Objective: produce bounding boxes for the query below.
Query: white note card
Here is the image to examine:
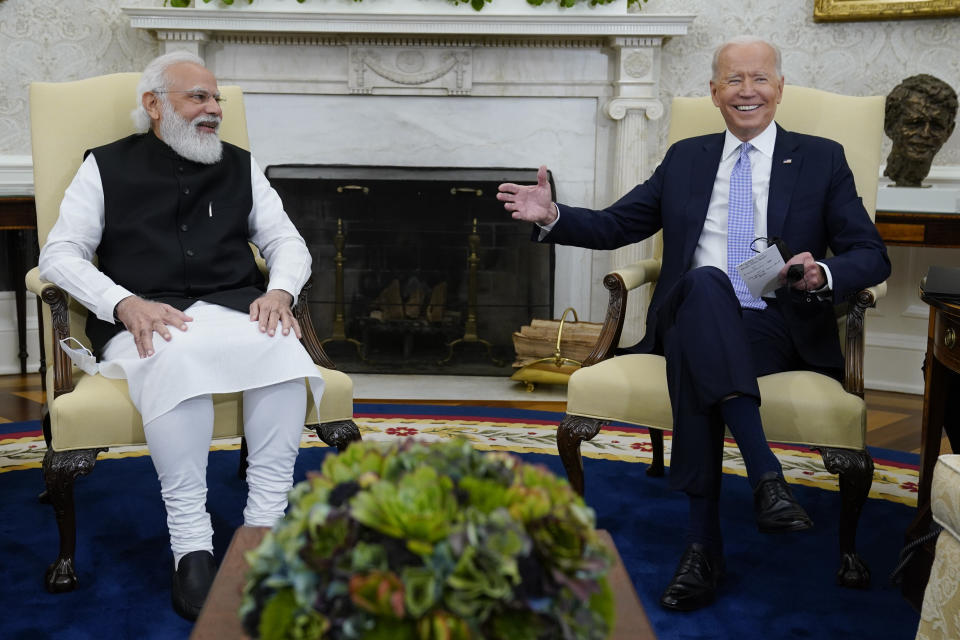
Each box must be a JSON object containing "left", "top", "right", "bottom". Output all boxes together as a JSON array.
[{"left": 736, "top": 244, "right": 785, "bottom": 298}]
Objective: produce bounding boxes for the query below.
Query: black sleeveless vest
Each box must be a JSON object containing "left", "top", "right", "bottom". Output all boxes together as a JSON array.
[{"left": 85, "top": 131, "right": 265, "bottom": 355}]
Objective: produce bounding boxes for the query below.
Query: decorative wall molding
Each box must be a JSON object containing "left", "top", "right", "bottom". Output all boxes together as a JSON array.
[
  {"left": 0, "top": 292, "right": 40, "bottom": 376},
  {"left": 865, "top": 331, "right": 927, "bottom": 394},
  {"left": 122, "top": 7, "right": 696, "bottom": 39},
  {"left": 0, "top": 155, "right": 33, "bottom": 196},
  {"left": 349, "top": 47, "right": 472, "bottom": 95}
]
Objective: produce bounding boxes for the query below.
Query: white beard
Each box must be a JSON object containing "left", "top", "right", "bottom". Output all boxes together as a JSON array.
[{"left": 157, "top": 100, "right": 223, "bottom": 165}]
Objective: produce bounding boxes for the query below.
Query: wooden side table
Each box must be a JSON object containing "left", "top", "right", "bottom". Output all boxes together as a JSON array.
[
  {"left": 191, "top": 527, "right": 657, "bottom": 640},
  {"left": 875, "top": 210, "right": 960, "bottom": 248},
  {"left": 902, "top": 292, "right": 960, "bottom": 609}
]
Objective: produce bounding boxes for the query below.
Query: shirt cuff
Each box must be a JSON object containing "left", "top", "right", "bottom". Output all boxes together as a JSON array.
[
  {"left": 536, "top": 203, "right": 561, "bottom": 241},
  {"left": 99, "top": 285, "right": 135, "bottom": 323},
  {"left": 814, "top": 261, "right": 833, "bottom": 294}
]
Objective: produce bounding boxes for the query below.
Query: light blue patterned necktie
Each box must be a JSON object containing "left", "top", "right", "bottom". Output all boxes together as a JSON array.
[{"left": 727, "top": 142, "right": 766, "bottom": 310}]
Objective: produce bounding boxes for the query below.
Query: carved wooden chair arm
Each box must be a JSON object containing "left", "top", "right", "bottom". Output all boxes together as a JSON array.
[
  {"left": 581, "top": 258, "right": 661, "bottom": 367},
  {"left": 294, "top": 276, "right": 337, "bottom": 370},
  {"left": 842, "top": 281, "right": 887, "bottom": 398},
  {"left": 25, "top": 266, "right": 75, "bottom": 397}
]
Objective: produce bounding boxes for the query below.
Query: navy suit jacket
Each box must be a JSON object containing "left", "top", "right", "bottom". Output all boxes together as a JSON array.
[{"left": 545, "top": 124, "right": 891, "bottom": 373}]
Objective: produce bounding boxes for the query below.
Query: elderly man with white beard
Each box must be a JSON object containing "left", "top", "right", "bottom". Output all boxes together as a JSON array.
[{"left": 39, "top": 51, "right": 323, "bottom": 621}]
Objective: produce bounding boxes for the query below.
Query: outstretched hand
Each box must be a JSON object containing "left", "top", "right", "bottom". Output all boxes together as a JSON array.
[
  {"left": 114, "top": 296, "right": 192, "bottom": 359},
  {"left": 497, "top": 165, "right": 557, "bottom": 226},
  {"left": 250, "top": 289, "right": 301, "bottom": 339}
]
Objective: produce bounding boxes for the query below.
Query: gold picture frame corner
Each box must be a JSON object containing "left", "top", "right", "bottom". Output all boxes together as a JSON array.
[{"left": 814, "top": 0, "right": 960, "bottom": 23}]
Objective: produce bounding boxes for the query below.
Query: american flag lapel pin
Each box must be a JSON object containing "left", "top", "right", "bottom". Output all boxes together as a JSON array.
[{"left": 783, "top": 159, "right": 792, "bottom": 164}]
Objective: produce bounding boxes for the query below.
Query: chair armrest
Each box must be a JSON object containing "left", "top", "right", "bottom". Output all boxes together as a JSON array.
[
  {"left": 26, "top": 266, "right": 75, "bottom": 397},
  {"left": 294, "top": 276, "right": 338, "bottom": 370},
  {"left": 612, "top": 259, "right": 661, "bottom": 292},
  {"left": 249, "top": 243, "right": 268, "bottom": 278},
  {"left": 842, "top": 281, "right": 886, "bottom": 398},
  {"left": 581, "top": 258, "right": 661, "bottom": 367}
]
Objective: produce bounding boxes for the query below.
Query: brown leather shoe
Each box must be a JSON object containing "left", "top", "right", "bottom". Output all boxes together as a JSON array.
[
  {"left": 172, "top": 550, "right": 217, "bottom": 622},
  {"left": 754, "top": 472, "right": 814, "bottom": 533},
  {"left": 659, "top": 543, "right": 724, "bottom": 612}
]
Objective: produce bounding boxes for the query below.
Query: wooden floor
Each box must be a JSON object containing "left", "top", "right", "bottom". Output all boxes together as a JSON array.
[{"left": 0, "top": 373, "right": 946, "bottom": 455}]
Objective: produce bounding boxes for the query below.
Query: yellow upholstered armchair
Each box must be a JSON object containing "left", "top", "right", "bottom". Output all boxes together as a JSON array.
[
  {"left": 28, "top": 73, "right": 360, "bottom": 593},
  {"left": 557, "top": 86, "right": 888, "bottom": 589}
]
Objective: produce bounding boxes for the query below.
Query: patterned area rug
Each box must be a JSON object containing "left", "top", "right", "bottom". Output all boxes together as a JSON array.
[{"left": 0, "top": 403, "right": 919, "bottom": 506}]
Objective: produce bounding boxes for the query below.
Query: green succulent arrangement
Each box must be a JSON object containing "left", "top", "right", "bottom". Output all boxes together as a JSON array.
[
  {"left": 166, "top": 0, "right": 647, "bottom": 11},
  {"left": 240, "top": 439, "right": 614, "bottom": 640}
]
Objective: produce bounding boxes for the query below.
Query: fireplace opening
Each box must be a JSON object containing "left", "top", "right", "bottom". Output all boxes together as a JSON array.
[{"left": 266, "top": 165, "right": 555, "bottom": 376}]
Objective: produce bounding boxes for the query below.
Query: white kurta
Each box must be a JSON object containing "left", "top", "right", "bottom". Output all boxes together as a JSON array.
[{"left": 40, "top": 152, "right": 324, "bottom": 424}]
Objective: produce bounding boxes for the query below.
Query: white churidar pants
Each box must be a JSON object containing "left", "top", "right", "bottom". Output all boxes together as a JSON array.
[
  {"left": 97, "top": 301, "right": 325, "bottom": 566},
  {"left": 143, "top": 378, "right": 307, "bottom": 564}
]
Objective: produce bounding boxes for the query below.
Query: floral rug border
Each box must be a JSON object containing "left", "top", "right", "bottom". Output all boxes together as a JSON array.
[{"left": 0, "top": 416, "right": 918, "bottom": 506}]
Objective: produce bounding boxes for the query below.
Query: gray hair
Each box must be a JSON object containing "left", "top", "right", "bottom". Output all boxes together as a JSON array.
[
  {"left": 131, "top": 51, "right": 207, "bottom": 132},
  {"left": 711, "top": 36, "right": 782, "bottom": 82}
]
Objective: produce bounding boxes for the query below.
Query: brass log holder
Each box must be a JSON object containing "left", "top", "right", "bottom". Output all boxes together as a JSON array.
[
  {"left": 318, "top": 213, "right": 368, "bottom": 361},
  {"left": 511, "top": 307, "right": 583, "bottom": 392},
  {"left": 440, "top": 210, "right": 505, "bottom": 367}
]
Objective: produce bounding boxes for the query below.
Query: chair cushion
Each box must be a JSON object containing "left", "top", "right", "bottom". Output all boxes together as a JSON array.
[
  {"left": 932, "top": 455, "right": 960, "bottom": 541},
  {"left": 565, "top": 354, "right": 865, "bottom": 449},
  {"left": 49, "top": 366, "right": 354, "bottom": 452}
]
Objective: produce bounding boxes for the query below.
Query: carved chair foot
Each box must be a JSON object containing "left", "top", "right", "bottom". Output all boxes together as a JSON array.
[
  {"left": 43, "top": 446, "right": 103, "bottom": 595},
  {"left": 836, "top": 552, "right": 871, "bottom": 589},
  {"left": 45, "top": 557, "right": 79, "bottom": 593},
  {"left": 819, "top": 446, "right": 874, "bottom": 589},
  {"left": 557, "top": 414, "right": 604, "bottom": 497},
  {"left": 312, "top": 420, "right": 362, "bottom": 452}
]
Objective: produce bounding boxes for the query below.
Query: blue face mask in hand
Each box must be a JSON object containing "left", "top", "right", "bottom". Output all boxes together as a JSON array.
[{"left": 58, "top": 336, "right": 100, "bottom": 376}]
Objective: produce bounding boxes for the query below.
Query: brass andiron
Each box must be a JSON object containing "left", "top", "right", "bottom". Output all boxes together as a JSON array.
[
  {"left": 440, "top": 217, "right": 504, "bottom": 366},
  {"left": 319, "top": 218, "right": 367, "bottom": 360}
]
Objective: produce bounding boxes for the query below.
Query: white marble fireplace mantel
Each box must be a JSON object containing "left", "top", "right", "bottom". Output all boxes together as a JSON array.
[{"left": 123, "top": 4, "right": 694, "bottom": 343}]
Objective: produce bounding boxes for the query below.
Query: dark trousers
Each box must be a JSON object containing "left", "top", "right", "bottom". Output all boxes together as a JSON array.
[{"left": 655, "top": 267, "right": 826, "bottom": 497}]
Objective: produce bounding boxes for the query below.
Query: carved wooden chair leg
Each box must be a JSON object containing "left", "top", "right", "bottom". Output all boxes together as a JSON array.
[
  {"left": 42, "top": 446, "right": 105, "bottom": 593},
  {"left": 238, "top": 436, "right": 249, "bottom": 481},
  {"left": 311, "top": 420, "right": 362, "bottom": 452},
  {"left": 647, "top": 428, "right": 666, "bottom": 477},
  {"left": 557, "top": 414, "right": 604, "bottom": 497},
  {"left": 38, "top": 413, "right": 53, "bottom": 504},
  {"left": 820, "top": 446, "right": 874, "bottom": 589}
]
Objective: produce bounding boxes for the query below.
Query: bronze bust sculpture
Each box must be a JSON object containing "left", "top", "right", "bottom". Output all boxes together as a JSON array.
[{"left": 884, "top": 74, "right": 958, "bottom": 187}]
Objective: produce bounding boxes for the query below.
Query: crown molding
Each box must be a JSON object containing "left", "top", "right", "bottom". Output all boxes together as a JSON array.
[{"left": 122, "top": 7, "right": 695, "bottom": 39}]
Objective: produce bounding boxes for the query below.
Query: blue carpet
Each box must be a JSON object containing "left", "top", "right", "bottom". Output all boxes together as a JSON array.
[{"left": 0, "top": 437, "right": 920, "bottom": 639}]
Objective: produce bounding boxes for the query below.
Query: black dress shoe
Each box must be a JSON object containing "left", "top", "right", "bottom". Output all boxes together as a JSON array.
[
  {"left": 753, "top": 472, "right": 813, "bottom": 533},
  {"left": 172, "top": 550, "right": 217, "bottom": 622},
  {"left": 659, "top": 543, "right": 724, "bottom": 611}
]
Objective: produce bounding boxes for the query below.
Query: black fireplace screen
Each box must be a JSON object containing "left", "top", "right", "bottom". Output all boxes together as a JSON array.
[{"left": 265, "top": 165, "right": 555, "bottom": 376}]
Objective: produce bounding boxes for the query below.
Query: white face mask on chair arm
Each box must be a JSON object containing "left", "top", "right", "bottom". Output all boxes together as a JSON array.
[{"left": 58, "top": 337, "right": 100, "bottom": 376}]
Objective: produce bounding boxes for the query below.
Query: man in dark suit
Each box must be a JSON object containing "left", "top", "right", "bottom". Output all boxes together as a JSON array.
[{"left": 497, "top": 36, "right": 891, "bottom": 611}]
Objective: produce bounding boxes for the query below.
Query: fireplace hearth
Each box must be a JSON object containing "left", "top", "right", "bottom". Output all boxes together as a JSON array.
[{"left": 267, "top": 165, "right": 554, "bottom": 375}]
